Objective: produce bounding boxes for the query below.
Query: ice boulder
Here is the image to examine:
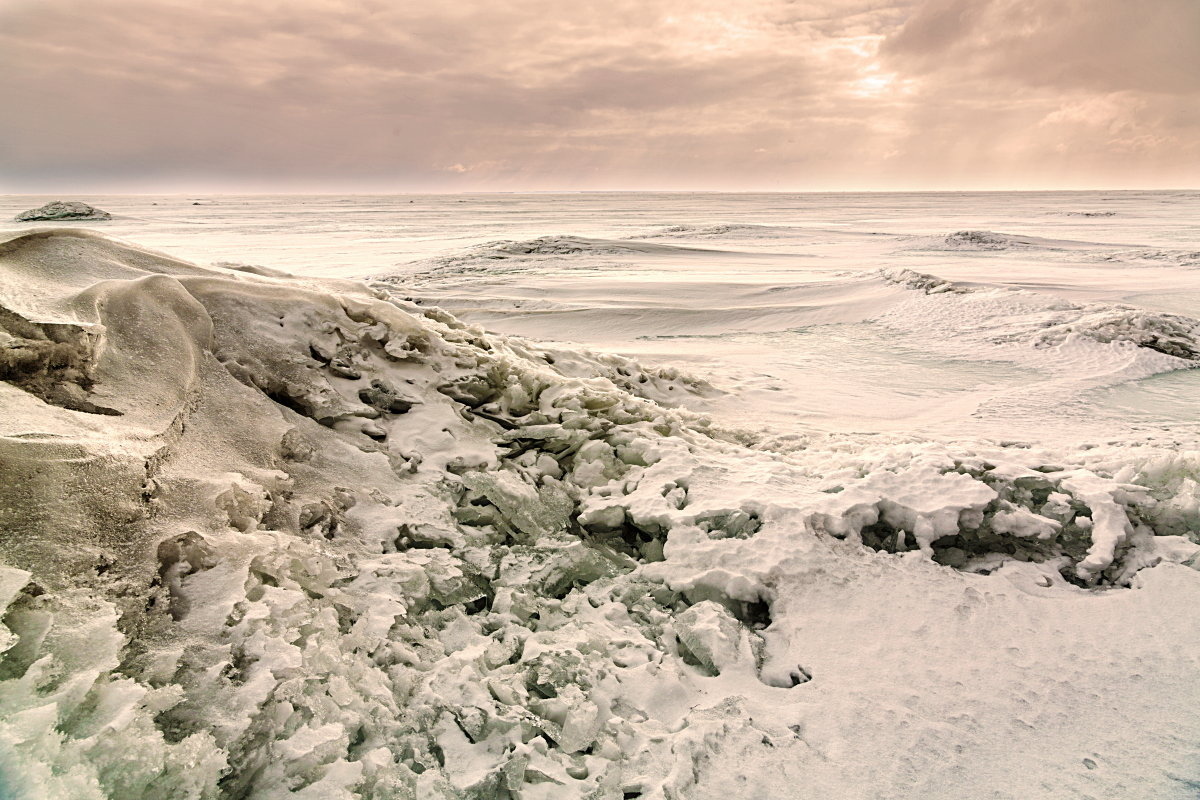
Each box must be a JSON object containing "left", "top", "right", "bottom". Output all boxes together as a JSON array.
[{"left": 14, "top": 201, "right": 112, "bottom": 222}]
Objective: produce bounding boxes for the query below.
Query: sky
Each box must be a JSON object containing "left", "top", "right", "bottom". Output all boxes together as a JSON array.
[{"left": 1, "top": 0, "right": 1197, "bottom": 192}]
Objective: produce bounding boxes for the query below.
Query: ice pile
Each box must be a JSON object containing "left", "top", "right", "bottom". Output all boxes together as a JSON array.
[
  {"left": 903, "top": 230, "right": 1044, "bottom": 251},
  {"left": 471, "top": 237, "right": 627, "bottom": 257},
  {"left": 1, "top": 230, "right": 1199, "bottom": 799},
  {"left": 642, "top": 224, "right": 776, "bottom": 238},
  {"left": 805, "top": 446, "right": 1200, "bottom": 583},
  {"left": 877, "top": 267, "right": 968, "bottom": 295},
  {"left": 873, "top": 268, "right": 1200, "bottom": 365},
  {"left": 1095, "top": 248, "right": 1200, "bottom": 268},
  {"left": 14, "top": 201, "right": 112, "bottom": 222}
]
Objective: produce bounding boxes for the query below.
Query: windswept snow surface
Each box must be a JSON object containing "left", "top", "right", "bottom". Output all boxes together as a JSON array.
[{"left": 1, "top": 192, "right": 1200, "bottom": 800}]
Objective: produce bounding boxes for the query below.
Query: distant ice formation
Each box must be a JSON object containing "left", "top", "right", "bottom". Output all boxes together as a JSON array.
[{"left": 14, "top": 201, "right": 112, "bottom": 222}]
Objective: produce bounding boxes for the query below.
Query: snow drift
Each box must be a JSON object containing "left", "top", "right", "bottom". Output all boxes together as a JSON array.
[{"left": 1, "top": 230, "right": 1199, "bottom": 799}]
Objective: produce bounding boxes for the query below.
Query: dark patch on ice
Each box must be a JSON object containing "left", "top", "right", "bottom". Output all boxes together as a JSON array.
[
  {"left": 0, "top": 307, "right": 122, "bottom": 415},
  {"left": 155, "top": 531, "right": 217, "bottom": 621},
  {"left": 696, "top": 509, "right": 763, "bottom": 539}
]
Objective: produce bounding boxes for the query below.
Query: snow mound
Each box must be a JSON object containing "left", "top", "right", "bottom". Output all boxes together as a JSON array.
[
  {"left": 644, "top": 223, "right": 776, "bottom": 238},
  {"left": 14, "top": 201, "right": 112, "bottom": 222},
  {"left": 390, "top": 236, "right": 722, "bottom": 279},
  {"left": 2, "top": 230, "right": 1199, "bottom": 799},
  {"left": 905, "top": 230, "right": 1043, "bottom": 251},
  {"left": 877, "top": 267, "right": 971, "bottom": 294},
  {"left": 875, "top": 268, "right": 1200, "bottom": 364},
  {"left": 1027, "top": 307, "right": 1200, "bottom": 359},
  {"left": 455, "top": 235, "right": 705, "bottom": 260},
  {"left": 212, "top": 261, "right": 297, "bottom": 278},
  {"left": 476, "top": 236, "right": 636, "bottom": 257},
  {"left": 1096, "top": 248, "right": 1200, "bottom": 268}
]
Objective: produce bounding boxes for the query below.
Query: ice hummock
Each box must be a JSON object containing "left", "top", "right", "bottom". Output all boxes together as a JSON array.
[
  {"left": 14, "top": 200, "right": 112, "bottom": 222},
  {"left": 1, "top": 229, "right": 1199, "bottom": 799}
]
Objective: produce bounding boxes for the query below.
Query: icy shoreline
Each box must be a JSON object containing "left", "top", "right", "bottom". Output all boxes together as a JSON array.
[{"left": 1, "top": 230, "right": 1199, "bottom": 799}]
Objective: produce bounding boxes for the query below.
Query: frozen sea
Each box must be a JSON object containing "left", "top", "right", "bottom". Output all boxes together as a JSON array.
[
  {"left": 2, "top": 192, "right": 1200, "bottom": 800},
  {"left": 5, "top": 190, "right": 1200, "bottom": 444}
]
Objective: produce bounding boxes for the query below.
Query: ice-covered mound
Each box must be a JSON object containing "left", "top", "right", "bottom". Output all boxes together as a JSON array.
[
  {"left": 394, "top": 235, "right": 723, "bottom": 279},
  {"left": 642, "top": 223, "right": 779, "bottom": 238},
  {"left": 911, "top": 230, "right": 1037, "bottom": 251},
  {"left": 1028, "top": 306, "right": 1200, "bottom": 359},
  {"left": 456, "top": 235, "right": 712, "bottom": 260},
  {"left": 14, "top": 201, "right": 112, "bottom": 222},
  {"left": 476, "top": 236, "right": 634, "bottom": 257},
  {"left": 2, "top": 230, "right": 1200, "bottom": 799},
  {"left": 903, "top": 230, "right": 1128, "bottom": 253},
  {"left": 900, "top": 229, "right": 1103, "bottom": 252},
  {"left": 1095, "top": 248, "right": 1200, "bottom": 268},
  {"left": 877, "top": 267, "right": 970, "bottom": 294},
  {"left": 873, "top": 267, "right": 1200, "bottom": 365}
]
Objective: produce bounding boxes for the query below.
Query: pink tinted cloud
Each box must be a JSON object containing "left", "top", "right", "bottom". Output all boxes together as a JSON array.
[{"left": 0, "top": 0, "right": 1195, "bottom": 190}]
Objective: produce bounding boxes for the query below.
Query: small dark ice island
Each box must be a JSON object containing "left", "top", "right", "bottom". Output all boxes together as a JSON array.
[{"left": 14, "top": 201, "right": 112, "bottom": 222}]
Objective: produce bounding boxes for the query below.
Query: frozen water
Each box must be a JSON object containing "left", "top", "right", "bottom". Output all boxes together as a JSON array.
[{"left": 1, "top": 192, "right": 1199, "bottom": 799}]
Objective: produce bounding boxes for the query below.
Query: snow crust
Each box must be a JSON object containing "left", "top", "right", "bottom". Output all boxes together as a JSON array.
[{"left": 1, "top": 229, "right": 1199, "bottom": 799}]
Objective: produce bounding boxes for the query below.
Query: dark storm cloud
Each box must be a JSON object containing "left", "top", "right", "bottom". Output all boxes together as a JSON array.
[{"left": 0, "top": 0, "right": 1195, "bottom": 190}]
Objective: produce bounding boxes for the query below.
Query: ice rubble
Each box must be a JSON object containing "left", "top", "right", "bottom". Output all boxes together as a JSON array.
[
  {"left": 1, "top": 230, "right": 1199, "bottom": 799},
  {"left": 877, "top": 267, "right": 968, "bottom": 295},
  {"left": 1095, "top": 248, "right": 1200, "bottom": 268},
  {"left": 14, "top": 201, "right": 112, "bottom": 222},
  {"left": 642, "top": 224, "right": 777, "bottom": 238},
  {"left": 903, "top": 230, "right": 1042, "bottom": 251},
  {"left": 874, "top": 267, "right": 1200, "bottom": 363}
]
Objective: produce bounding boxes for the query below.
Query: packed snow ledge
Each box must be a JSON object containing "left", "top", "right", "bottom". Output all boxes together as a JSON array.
[{"left": 1, "top": 230, "right": 1198, "bottom": 800}]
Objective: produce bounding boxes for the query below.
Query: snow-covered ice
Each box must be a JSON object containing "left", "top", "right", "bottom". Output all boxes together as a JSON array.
[{"left": 1, "top": 192, "right": 1199, "bottom": 799}]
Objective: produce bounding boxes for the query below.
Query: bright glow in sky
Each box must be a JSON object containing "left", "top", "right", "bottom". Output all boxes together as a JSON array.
[{"left": 1, "top": 0, "right": 1197, "bottom": 192}]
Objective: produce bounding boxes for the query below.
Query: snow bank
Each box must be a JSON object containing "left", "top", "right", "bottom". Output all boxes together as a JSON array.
[{"left": 2, "top": 230, "right": 1199, "bottom": 799}]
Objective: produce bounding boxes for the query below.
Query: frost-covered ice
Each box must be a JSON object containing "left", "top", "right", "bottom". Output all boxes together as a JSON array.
[{"left": 1, "top": 192, "right": 1200, "bottom": 799}]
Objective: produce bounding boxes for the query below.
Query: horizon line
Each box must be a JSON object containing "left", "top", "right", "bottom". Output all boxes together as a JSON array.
[{"left": 3, "top": 187, "right": 1198, "bottom": 197}]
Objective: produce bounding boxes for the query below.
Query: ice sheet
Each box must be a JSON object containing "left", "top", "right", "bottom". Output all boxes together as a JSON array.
[{"left": 1, "top": 193, "right": 1199, "bottom": 799}]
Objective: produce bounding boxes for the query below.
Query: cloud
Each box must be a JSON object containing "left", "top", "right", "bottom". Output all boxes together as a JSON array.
[
  {"left": 870, "top": 0, "right": 1200, "bottom": 185},
  {"left": 0, "top": 0, "right": 1195, "bottom": 190},
  {"left": 881, "top": 0, "right": 1200, "bottom": 94}
]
